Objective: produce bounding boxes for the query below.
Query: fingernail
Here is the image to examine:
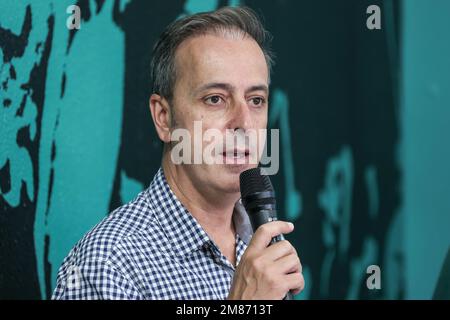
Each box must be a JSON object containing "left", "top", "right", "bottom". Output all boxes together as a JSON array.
[{"left": 288, "top": 222, "right": 294, "bottom": 229}]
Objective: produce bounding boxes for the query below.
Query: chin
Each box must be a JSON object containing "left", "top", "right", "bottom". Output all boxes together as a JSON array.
[
  {"left": 220, "top": 162, "right": 255, "bottom": 176},
  {"left": 218, "top": 163, "right": 256, "bottom": 192}
]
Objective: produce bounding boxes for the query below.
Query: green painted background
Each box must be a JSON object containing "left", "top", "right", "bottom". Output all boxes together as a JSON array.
[
  {"left": 401, "top": 0, "right": 450, "bottom": 299},
  {"left": 1, "top": 0, "right": 449, "bottom": 299}
]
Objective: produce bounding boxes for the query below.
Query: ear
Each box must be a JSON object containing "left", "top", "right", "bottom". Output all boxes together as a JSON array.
[{"left": 149, "top": 93, "right": 172, "bottom": 143}]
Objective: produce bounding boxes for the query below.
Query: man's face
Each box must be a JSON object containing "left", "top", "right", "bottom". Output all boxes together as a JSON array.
[{"left": 170, "top": 32, "right": 269, "bottom": 194}]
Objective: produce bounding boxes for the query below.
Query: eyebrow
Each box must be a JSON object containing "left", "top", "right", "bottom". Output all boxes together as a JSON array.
[
  {"left": 246, "top": 84, "right": 269, "bottom": 95},
  {"left": 194, "top": 82, "right": 268, "bottom": 96}
]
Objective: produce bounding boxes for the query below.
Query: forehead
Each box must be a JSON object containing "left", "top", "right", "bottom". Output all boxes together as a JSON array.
[{"left": 174, "top": 33, "right": 269, "bottom": 91}]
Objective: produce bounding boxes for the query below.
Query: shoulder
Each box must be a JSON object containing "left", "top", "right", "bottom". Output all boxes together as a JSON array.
[
  {"left": 75, "top": 191, "right": 154, "bottom": 261},
  {"left": 52, "top": 189, "right": 168, "bottom": 299}
]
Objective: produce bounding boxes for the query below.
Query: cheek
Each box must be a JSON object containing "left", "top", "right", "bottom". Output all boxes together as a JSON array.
[
  {"left": 200, "top": 114, "right": 229, "bottom": 132},
  {"left": 250, "top": 115, "right": 268, "bottom": 134},
  {"left": 259, "top": 117, "right": 268, "bottom": 129},
  {"left": 172, "top": 108, "right": 203, "bottom": 135}
]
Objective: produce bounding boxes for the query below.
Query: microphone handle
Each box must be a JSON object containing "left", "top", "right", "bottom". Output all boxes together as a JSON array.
[{"left": 248, "top": 209, "right": 294, "bottom": 300}]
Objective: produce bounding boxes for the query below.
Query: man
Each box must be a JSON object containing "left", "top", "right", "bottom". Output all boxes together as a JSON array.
[{"left": 53, "top": 6, "right": 304, "bottom": 300}]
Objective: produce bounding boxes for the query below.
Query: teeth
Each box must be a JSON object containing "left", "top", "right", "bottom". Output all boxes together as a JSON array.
[{"left": 225, "top": 151, "right": 245, "bottom": 158}]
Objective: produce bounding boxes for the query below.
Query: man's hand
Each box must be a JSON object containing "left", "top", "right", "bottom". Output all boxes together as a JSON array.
[{"left": 228, "top": 221, "right": 304, "bottom": 300}]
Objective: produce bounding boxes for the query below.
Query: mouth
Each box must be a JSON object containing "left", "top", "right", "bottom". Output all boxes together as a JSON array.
[
  {"left": 221, "top": 149, "right": 250, "bottom": 163},
  {"left": 222, "top": 149, "right": 249, "bottom": 158}
]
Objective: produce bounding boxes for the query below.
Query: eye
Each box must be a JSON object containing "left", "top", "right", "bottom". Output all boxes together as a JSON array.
[
  {"left": 204, "top": 95, "right": 225, "bottom": 106},
  {"left": 249, "top": 97, "right": 266, "bottom": 107}
]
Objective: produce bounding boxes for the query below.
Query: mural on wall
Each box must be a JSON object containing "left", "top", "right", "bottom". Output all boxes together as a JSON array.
[{"left": 0, "top": 0, "right": 403, "bottom": 299}]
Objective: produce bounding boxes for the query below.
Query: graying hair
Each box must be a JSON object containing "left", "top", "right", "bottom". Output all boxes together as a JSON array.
[{"left": 150, "top": 6, "right": 274, "bottom": 101}]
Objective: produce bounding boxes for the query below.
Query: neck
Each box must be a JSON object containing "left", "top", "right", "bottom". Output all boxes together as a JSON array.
[{"left": 162, "top": 153, "right": 239, "bottom": 238}]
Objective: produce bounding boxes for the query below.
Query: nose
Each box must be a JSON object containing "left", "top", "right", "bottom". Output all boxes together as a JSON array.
[{"left": 227, "top": 98, "right": 251, "bottom": 132}]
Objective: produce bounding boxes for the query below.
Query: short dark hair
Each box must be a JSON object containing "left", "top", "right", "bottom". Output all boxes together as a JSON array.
[{"left": 150, "top": 6, "right": 274, "bottom": 100}]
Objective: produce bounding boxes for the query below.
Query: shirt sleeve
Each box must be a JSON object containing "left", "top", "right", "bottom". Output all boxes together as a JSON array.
[{"left": 52, "top": 255, "right": 144, "bottom": 300}]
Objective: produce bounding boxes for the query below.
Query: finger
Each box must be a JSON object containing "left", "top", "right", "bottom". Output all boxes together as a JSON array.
[
  {"left": 284, "top": 272, "right": 305, "bottom": 292},
  {"left": 291, "top": 287, "right": 302, "bottom": 295},
  {"left": 263, "top": 240, "right": 296, "bottom": 261},
  {"left": 272, "top": 253, "right": 301, "bottom": 274},
  {"left": 249, "top": 221, "right": 294, "bottom": 252}
]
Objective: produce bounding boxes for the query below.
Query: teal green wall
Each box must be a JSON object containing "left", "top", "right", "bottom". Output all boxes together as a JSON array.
[
  {"left": 402, "top": 0, "right": 450, "bottom": 299},
  {"left": 1, "top": 0, "right": 449, "bottom": 299}
]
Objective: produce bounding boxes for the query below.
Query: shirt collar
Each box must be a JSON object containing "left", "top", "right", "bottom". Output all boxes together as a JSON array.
[
  {"left": 233, "top": 199, "right": 253, "bottom": 245},
  {"left": 146, "top": 167, "right": 253, "bottom": 257}
]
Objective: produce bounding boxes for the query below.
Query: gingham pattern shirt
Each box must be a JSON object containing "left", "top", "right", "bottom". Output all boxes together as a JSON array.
[{"left": 52, "top": 168, "right": 253, "bottom": 300}]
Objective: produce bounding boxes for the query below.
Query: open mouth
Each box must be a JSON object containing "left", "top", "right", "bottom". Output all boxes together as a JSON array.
[
  {"left": 223, "top": 149, "right": 249, "bottom": 157},
  {"left": 221, "top": 149, "right": 250, "bottom": 162}
]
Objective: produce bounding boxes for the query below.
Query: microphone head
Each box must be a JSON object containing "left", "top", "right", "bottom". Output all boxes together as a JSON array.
[
  {"left": 239, "top": 167, "right": 274, "bottom": 198},
  {"left": 239, "top": 167, "right": 276, "bottom": 212}
]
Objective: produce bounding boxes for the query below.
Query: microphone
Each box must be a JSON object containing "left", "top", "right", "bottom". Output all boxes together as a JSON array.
[{"left": 239, "top": 167, "right": 294, "bottom": 300}]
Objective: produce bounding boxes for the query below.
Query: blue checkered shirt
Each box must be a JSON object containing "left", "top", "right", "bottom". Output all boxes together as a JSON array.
[{"left": 52, "top": 168, "right": 253, "bottom": 300}]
